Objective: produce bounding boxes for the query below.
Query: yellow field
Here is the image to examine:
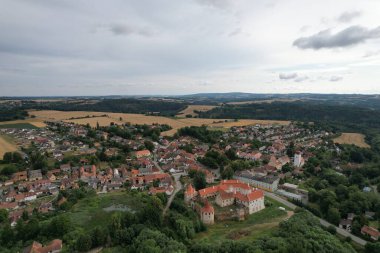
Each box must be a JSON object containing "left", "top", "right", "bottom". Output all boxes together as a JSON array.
[
  {"left": 0, "top": 134, "right": 17, "bottom": 159},
  {"left": 176, "top": 105, "right": 217, "bottom": 117},
  {"left": 333, "top": 133, "right": 370, "bottom": 148},
  {"left": 28, "top": 110, "right": 290, "bottom": 136}
]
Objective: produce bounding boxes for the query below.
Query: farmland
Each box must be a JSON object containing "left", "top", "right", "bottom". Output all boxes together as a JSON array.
[
  {"left": 0, "top": 134, "right": 17, "bottom": 159},
  {"left": 28, "top": 110, "right": 290, "bottom": 136},
  {"left": 176, "top": 105, "right": 217, "bottom": 117},
  {"left": 0, "top": 119, "right": 46, "bottom": 128},
  {"left": 333, "top": 133, "right": 370, "bottom": 148}
]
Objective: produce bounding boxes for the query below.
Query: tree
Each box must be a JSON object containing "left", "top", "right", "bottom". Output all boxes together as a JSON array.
[
  {"left": 327, "top": 207, "right": 341, "bottom": 225},
  {"left": 144, "top": 140, "right": 155, "bottom": 152},
  {"left": 221, "top": 167, "right": 234, "bottom": 179},
  {"left": 76, "top": 234, "right": 92, "bottom": 252},
  {"left": 0, "top": 209, "right": 8, "bottom": 224},
  {"left": 193, "top": 171, "right": 206, "bottom": 190}
]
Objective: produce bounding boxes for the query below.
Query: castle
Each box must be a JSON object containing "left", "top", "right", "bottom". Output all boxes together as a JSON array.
[{"left": 185, "top": 179, "right": 265, "bottom": 224}]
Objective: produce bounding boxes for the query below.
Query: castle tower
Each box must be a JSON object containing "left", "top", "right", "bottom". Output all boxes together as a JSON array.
[
  {"left": 184, "top": 184, "right": 197, "bottom": 202},
  {"left": 201, "top": 200, "right": 214, "bottom": 225},
  {"left": 293, "top": 151, "right": 303, "bottom": 167}
]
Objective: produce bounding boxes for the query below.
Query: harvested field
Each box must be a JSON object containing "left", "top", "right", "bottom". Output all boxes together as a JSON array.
[
  {"left": 176, "top": 105, "right": 217, "bottom": 117},
  {"left": 0, "top": 134, "right": 17, "bottom": 159},
  {"left": 334, "top": 133, "right": 370, "bottom": 148},
  {"left": 28, "top": 110, "right": 290, "bottom": 136}
]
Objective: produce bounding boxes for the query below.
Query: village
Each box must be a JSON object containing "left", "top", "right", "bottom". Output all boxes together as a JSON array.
[{"left": 0, "top": 120, "right": 379, "bottom": 252}]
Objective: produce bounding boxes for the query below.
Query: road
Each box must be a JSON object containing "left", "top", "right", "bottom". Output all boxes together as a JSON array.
[
  {"left": 162, "top": 173, "right": 184, "bottom": 216},
  {"left": 264, "top": 191, "right": 368, "bottom": 246}
]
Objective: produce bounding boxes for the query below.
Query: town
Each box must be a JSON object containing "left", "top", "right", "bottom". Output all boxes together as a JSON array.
[{"left": 1, "top": 117, "right": 379, "bottom": 252}]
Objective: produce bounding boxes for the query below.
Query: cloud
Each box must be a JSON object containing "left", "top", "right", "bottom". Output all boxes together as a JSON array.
[
  {"left": 279, "top": 73, "right": 298, "bottom": 80},
  {"left": 337, "top": 11, "right": 361, "bottom": 23},
  {"left": 107, "top": 24, "right": 154, "bottom": 36},
  {"left": 294, "top": 76, "right": 309, "bottom": 82},
  {"left": 293, "top": 25, "right": 380, "bottom": 50},
  {"left": 195, "top": 0, "right": 230, "bottom": 9},
  {"left": 330, "top": 76, "right": 343, "bottom": 82},
  {"left": 363, "top": 50, "right": 380, "bottom": 58}
]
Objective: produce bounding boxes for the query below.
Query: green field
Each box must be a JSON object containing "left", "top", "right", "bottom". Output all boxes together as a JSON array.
[
  {"left": 194, "top": 198, "right": 291, "bottom": 243},
  {"left": 56, "top": 191, "right": 146, "bottom": 230},
  {"left": 0, "top": 123, "right": 39, "bottom": 129}
]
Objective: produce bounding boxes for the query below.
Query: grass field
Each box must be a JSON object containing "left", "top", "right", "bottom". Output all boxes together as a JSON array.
[
  {"left": 333, "top": 133, "right": 370, "bottom": 148},
  {"left": 56, "top": 191, "right": 145, "bottom": 230},
  {"left": 176, "top": 105, "right": 217, "bottom": 117},
  {"left": 0, "top": 134, "right": 17, "bottom": 159},
  {"left": 0, "top": 119, "right": 46, "bottom": 128},
  {"left": 194, "top": 198, "right": 292, "bottom": 243},
  {"left": 27, "top": 110, "right": 290, "bottom": 136}
]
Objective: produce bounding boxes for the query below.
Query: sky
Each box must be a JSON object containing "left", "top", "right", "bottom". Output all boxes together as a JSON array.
[{"left": 0, "top": 0, "right": 380, "bottom": 96}]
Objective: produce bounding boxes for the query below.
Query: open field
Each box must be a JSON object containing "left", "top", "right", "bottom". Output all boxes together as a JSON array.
[
  {"left": 194, "top": 198, "right": 292, "bottom": 243},
  {"left": 27, "top": 110, "right": 290, "bottom": 136},
  {"left": 333, "top": 133, "right": 370, "bottom": 148},
  {"left": 176, "top": 105, "right": 217, "bottom": 117},
  {"left": 0, "top": 134, "right": 17, "bottom": 159},
  {"left": 50, "top": 191, "right": 145, "bottom": 230}
]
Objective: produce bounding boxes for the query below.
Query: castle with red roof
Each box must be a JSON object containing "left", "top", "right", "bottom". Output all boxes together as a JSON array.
[{"left": 185, "top": 179, "right": 265, "bottom": 224}]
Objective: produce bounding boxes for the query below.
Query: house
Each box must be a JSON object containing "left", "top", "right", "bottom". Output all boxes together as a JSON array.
[
  {"left": 60, "top": 164, "right": 71, "bottom": 173},
  {"left": 28, "top": 169, "right": 43, "bottom": 181},
  {"left": 339, "top": 219, "right": 352, "bottom": 232},
  {"left": 23, "top": 239, "right": 63, "bottom": 253},
  {"left": 361, "top": 225, "right": 380, "bottom": 241},
  {"left": 12, "top": 171, "right": 28, "bottom": 182},
  {"left": 234, "top": 171, "right": 280, "bottom": 192},
  {"left": 135, "top": 149, "right": 151, "bottom": 158}
]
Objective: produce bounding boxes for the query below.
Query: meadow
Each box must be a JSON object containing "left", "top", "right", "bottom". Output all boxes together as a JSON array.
[{"left": 176, "top": 105, "right": 217, "bottom": 117}]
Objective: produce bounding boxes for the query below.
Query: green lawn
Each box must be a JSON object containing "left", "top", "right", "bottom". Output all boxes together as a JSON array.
[
  {"left": 194, "top": 198, "right": 290, "bottom": 243},
  {"left": 0, "top": 123, "right": 39, "bottom": 129},
  {"left": 59, "top": 191, "right": 145, "bottom": 230}
]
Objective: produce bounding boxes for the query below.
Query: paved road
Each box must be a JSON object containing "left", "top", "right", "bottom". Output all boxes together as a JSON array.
[
  {"left": 162, "top": 173, "right": 183, "bottom": 216},
  {"left": 264, "top": 191, "right": 368, "bottom": 246}
]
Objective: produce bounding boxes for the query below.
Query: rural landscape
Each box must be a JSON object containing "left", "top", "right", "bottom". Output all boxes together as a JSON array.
[{"left": 1, "top": 0, "right": 380, "bottom": 253}]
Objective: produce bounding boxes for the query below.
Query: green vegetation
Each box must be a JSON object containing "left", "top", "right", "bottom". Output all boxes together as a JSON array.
[
  {"left": 0, "top": 123, "right": 38, "bottom": 129},
  {"left": 0, "top": 108, "right": 28, "bottom": 122},
  {"left": 191, "top": 210, "right": 356, "bottom": 253},
  {"left": 21, "top": 98, "right": 187, "bottom": 116},
  {"left": 194, "top": 197, "right": 288, "bottom": 243},
  {"left": 177, "top": 126, "right": 223, "bottom": 143}
]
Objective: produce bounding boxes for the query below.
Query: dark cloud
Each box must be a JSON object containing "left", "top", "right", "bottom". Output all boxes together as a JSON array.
[
  {"left": 293, "top": 25, "right": 380, "bottom": 50},
  {"left": 279, "top": 73, "right": 298, "bottom": 80},
  {"left": 337, "top": 11, "right": 361, "bottom": 23},
  {"left": 107, "top": 24, "right": 154, "bottom": 36}
]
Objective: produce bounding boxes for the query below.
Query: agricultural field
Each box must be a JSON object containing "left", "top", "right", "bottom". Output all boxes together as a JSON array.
[
  {"left": 176, "top": 105, "right": 217, "bottom": 117},
  {"left": 27, "top": 110, "right": 290, "bottom": 136},
  {"left": 333, "top": 133, "right": 370, "bottom": 148},
  {"left": 0, "top": 134, "right": 17, "bottom": 159},
  {"left": 194, "top": 197, "right": 292, "bottom": 243}
]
